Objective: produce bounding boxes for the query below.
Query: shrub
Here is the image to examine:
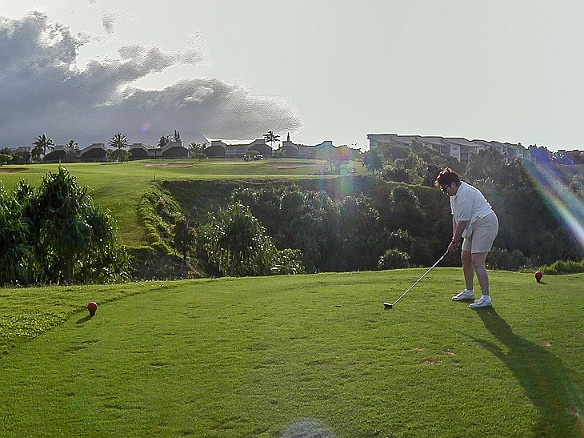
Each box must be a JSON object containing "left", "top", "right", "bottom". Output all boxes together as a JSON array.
[
  {"left": 270, "top": 249, "right": 305, "bottom": 275},
  {"left": 378, "top": 249, "right": 411, "bottom": 270},
  {"left": 487, "top": 248, "right": 529, "bottom": 271},
  {"left": 542, "top": 259, "right": 584, "bottom": 275}
]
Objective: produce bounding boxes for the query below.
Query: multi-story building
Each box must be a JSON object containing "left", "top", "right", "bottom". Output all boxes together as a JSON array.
[{"left": 367, "top": 134, "right": 527, "bottom": 163}]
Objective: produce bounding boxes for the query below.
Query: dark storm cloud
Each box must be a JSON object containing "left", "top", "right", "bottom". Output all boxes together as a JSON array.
[{"left": 0, "top": 12, "right": 303, "bottom": 147}]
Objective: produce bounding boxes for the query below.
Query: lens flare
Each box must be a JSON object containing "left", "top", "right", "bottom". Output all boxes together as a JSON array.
[{"left": 522, "top": 160, "right": 584, "bottom": 250}]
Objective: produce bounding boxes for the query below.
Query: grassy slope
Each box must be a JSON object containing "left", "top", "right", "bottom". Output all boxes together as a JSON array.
[{"left": 0, "top": 270, "right": 583, "bottom": 437}]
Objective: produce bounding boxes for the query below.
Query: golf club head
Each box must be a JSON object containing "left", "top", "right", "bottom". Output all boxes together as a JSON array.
[{"left": 383, "top": 302, "right": 393, "bottom": 309}]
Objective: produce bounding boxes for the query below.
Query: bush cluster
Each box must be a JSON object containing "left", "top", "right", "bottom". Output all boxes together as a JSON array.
[
  {"left": 0, "top": 168, "right": 130, "bottom": 286},
  {"left": 541, "top": 259, "right": 584, "bottom": 275}
]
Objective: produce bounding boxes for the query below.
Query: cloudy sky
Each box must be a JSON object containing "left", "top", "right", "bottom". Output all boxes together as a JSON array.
[{"left": 1, "top": 1, "right": 583, "bottom": 151}]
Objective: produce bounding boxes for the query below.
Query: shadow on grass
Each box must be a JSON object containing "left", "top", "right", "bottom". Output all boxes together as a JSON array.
[
  {"left": 76, "top": 315, "right": 93, "bottom": 324},
  {"left": 475, "top": 308, "right": 584, "bottom": 437}
]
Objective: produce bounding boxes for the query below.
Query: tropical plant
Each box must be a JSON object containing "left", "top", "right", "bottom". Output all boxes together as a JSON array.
[
  {"left": 7, "top": 148, "right": 30, "bottom": 164},
  {"left": 201, "top": 201, "right": 304, "bottom": 277},
  {"left": 188, "top": 142, "right": 206, "bottom": 154},
  {"left": 107, "top": 149, "right": 130, "bottom": 162},
  {"left": 264, "top": 131, "right": 281, "bottom": 150},
  {"left": 67, "top": 139, "right": 79, "bottom": 150},
  {"left": 158, "top": 135, "right": 172, "bottom": 147},
  {"left": 109, "top": 133, "right": 129, "bottom": 149},
  {"left": 20, "top": 167, "right": 130, "bottom": 284},
  {"left": 0, "top": 185, "right": 29, "bottom": 285},
  {"left": 174, "top": 217, "right": 196, "bottom": 264},
  {"left": 32, "top": 133, "right": 54, "bottom": 160},
  {"left": 204, "top": 202, "right": 269, "bottom": 276},
  {"left": 0, "top": 153, "right": 12, "bottom": 166},
  {"left": 377, "top": 248, "right": 411, "bottom": 269},
  {"left": 542, "top": 259, "right": 584, "bottom": 274}
]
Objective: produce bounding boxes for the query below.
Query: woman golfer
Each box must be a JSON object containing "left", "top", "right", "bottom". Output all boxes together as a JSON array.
[{"left": 435, "top": 168, "right": 499, "bottom": 309}]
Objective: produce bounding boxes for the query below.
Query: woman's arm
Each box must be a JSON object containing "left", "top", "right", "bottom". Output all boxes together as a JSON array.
[{"left": 448, "top": 218, "right": 469, "bottom": 253}]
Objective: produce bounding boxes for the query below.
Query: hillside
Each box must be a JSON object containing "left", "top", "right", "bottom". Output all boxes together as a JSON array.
[{"left": 1, "top": 158, "right": 582, "bottom": 281}]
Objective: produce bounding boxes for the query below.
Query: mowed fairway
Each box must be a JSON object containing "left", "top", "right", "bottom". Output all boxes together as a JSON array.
[{"left": 1, "top": 270, "right": 583, "bottom": 437}]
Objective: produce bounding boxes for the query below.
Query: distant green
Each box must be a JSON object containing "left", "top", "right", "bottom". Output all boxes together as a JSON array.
[{"left": 1, "top": 270, "right": 583, "bottom": 437}]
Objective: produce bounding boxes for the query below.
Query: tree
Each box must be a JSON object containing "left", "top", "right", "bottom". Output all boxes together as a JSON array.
[
  {"left": 188, "top": 142, "right": 206, "bottom": 156},
  {"left": 67, "top": 139, "right": 79, "bottom": 151},
  {"left": 32, "top": 133, "right": 54, "bottom": 160},
  {"left": 381, "top": 151, "right": 427, "bottom": 185},
  {"left": 0, "top": 153, "right": 12, "bottom": 166},
  {"left": 204, "top": 202, "right": 282, "bottom": 276},
  {"left": 107, "top": 149, "right": 130, "bottom": 162},
  {"left": 9, "top": 149, "right": 31, "bottom": 164},
  {"left": 205, "top": 202, "right": 266, "bottom": 276},
  {"left": 384, "top": 185, "right": 427, "bottom": 236},
  {"left": 466, "top": 147, "right": 506, "bottom": 183},
  {"left": 158, "top": 135, "right": 172, "bottom": 147},
  {"left": 109, "top": 133, "right": 129, "bottom": 149},
  {"left": 24, "top": 167, "right": 130, "bottom": 284},
  {"left": 0, "top": 185, "right": 28, "bottom": 285},
  {"left": 173, "top": 130, "right": 181, "bottom": 142},
  {"left": 338, "top": 194, "right": 386, "bottom": 270},
  {"left": 174, "top": 217, "right": 196, "bottom": 264},
  {"left": 264, "top": 131, "right": 281, "bottom": 150},
  {"left": 363, "top": 149, "right": 384, "bottom": 174}
]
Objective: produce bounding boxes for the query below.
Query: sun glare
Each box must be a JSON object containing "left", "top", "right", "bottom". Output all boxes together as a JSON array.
[{"left": 523, "top": 160, "right": 584, "bottom": 250}]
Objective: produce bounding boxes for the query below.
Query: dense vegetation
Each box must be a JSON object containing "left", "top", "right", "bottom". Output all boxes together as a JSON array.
[
  {"left": 142, "top": 144, "right": 582, "bottom": 276},
  {"left": 148, "top": 160, "right": 582, "bottom": 277},
  {"left": 1, "top": 142, "right": 583, "bottom": 284},
  {"left": 0, "top": 167, "right": 130, "bottom": 286}
]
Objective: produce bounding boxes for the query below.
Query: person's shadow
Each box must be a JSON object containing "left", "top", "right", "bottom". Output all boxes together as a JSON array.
[{"left": 474, "top": 308, "right": 584, "bottom": 437}]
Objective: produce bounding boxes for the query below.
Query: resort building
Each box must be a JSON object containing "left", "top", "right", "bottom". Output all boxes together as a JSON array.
[{"left": 367, "top": 134, "right": 527, "bottom": 163}]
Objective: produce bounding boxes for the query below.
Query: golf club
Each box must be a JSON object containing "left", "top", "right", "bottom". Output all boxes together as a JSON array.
[{"left": 383, "top": 251, "right": 449, "bottom": 309}]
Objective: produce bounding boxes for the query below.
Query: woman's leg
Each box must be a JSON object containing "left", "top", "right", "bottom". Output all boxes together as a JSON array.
[
  {"left": 471, "top": 252, "right": 489, "bottom": 296},
  {"left": 461, "top": 249, "right": 474, "bottom": 290}
]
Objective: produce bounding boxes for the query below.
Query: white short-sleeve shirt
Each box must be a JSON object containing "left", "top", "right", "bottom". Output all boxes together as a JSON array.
[{"left": 450, "top": 181, "right": 494, "bottom": 237}]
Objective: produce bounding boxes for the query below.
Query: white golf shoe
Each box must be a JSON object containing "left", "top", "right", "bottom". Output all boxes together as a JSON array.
[
  {"left": 452, "top": 289, "right": 475, "bottom": 301},
  {"left": 469, "top": 296, "right": 492, "bottom": 309}
]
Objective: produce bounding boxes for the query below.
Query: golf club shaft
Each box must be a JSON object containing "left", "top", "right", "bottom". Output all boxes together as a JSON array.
[{"left": 391, "top": 251, "right": 448, "bottom": 306}]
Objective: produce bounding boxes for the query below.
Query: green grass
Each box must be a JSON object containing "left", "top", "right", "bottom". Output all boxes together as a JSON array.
[
  {"left": 0, "top": 159, "right": 365, "bottom": 246},
  {"left": 1, "top": 270, "right": 583, "bottom": 437}
]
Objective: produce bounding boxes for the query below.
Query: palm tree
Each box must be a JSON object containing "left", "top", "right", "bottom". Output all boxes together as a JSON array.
[
  {"left": 67, "top": 139, "right": 79, "bottom": 151},
  {"left": 264, "top": 131, "right": 281, "bottom": 150},
  {"left": 188, "top": 142, "right": 206, "bottom": 154},
  {"left": 32, "top": 133, "right": 54, "bottom": 159},
  {"left": 109, "top": 133, "right": 129, "bottom": 149},
  {"left": 158, "top": 135, "right": 172, "bottom": 147}
]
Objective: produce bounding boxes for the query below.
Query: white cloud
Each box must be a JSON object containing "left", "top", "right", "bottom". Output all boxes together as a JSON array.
[
  {"left": 101, "top": 12, "right": 117, "bottom": 34},
  {"left": 0, "top": 12, "right": 303, "bottom": 147}
]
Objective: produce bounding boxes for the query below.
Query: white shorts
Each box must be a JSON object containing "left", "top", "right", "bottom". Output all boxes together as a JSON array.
[{"left": 462, "top": 212, "right": 499, "bottom": 254}]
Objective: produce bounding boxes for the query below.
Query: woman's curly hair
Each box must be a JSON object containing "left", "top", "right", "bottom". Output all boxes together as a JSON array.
[{"left": 434, "top": 167, "right": 461, "bottom": 188}]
